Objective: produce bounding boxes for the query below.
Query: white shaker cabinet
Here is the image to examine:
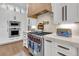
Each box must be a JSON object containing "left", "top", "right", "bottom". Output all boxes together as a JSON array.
[
  {"left": 44, "top": 37, "right": 55, "bottom": 56},
  {"left": 53, "top": 3, "right": 64, "bottom": 24},
  {"left": 77, "top": 4, "right": 79, "bottom": 22},
  {"left": 54, "top": 41, "right": 77, "bottom": 56},
  {"left": 65, "top": 4, "right": 78, "bottom": 23},
  {"left": 44, "top": 36, "right": 78, "bottom": 56},
  {"left": 23, "top": 33, "right": 28, "bottom": 48},
  {"left": 52, "top": 3, "right": 78, "bottom": 24}
]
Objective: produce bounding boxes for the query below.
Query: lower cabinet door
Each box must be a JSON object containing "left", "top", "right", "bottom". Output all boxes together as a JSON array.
[{"left": 44, "top": 39, "right": 55, "bottom": 56}]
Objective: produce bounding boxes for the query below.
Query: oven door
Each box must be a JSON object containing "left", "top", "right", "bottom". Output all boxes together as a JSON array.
[
  {"left": 9, "top": 28, "right": 20, "bottom": 38},
  {"left": 9, "top": 21, "right": 20, "bottom": 27}
]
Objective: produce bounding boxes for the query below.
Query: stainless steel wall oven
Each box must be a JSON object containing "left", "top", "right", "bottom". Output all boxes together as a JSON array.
[
  {"left": 8, "top": 21, "right": 20, "bottom": 38},
  {"left": 9, "top": 28, "right": 20, "bottom": 37}
]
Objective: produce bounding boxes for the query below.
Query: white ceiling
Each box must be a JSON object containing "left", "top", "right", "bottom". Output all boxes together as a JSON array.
[{"left": 0, "top": 3, "right": 27, "bottom": 10}]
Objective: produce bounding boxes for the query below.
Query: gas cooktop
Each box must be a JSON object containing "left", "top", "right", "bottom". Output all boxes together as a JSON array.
[{"left": 28, "top": 31, "right": 52, "bottom": 36}]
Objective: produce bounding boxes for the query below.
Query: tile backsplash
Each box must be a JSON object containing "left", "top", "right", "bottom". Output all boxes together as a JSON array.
[
  {"left": 57, "top": 23, "right": 79, "bottom": 36},
  {"left": 37, "top": 12, "right": 57, "bottom": 32}
]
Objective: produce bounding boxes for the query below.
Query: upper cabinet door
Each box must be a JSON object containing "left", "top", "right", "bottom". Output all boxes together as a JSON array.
[
  {"left": 77, "top": 4, "right": 79, "bottom": 22},
  {"left": 53, "top": 3, "right": 78, "bottom": 24},
  {"left": 53, "top": 3, "right": 65, "bottom": 24},
  {"left": 66, "top": 4, "right": 78, "bottom": 23}
]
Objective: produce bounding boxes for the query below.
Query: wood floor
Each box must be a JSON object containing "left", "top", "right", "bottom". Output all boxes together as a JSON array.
[{"left": 0, "top": 40, "right": 30, "bottom": 56}]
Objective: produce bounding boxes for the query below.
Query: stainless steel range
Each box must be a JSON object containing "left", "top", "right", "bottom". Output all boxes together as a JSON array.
[{"left": 27, "top": 32, "right": 52, "bottom": 56}]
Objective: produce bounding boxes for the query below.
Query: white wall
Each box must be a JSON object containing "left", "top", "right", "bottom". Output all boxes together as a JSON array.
[
  {"left": 0, "top": 7, "right": 27, "bottom": 43},
  {"left": 37, "top": 12, "right": 57, "bottom": 32}
]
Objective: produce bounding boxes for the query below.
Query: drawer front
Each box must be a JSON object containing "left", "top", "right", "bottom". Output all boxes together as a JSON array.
[{"left": 54, "top": 42, "right": 77, "bottom": 56}]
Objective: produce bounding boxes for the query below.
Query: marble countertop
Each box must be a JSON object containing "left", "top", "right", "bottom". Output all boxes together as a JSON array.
[{"left": 44, "top": 33, "right": 79, "bottom": 48}]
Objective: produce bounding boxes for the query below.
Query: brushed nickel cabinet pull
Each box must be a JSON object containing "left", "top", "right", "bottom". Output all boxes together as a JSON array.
[
  {"left": 57, "top": 52, "right": 66, "bottom": 56},
  {"left": 46, "top": 40, "right": 52, "bottom": 43},
  {"left": 62, "top": 7, "right": 64, "bottom": 21},
  {"left": 58, "top": 45, "right": 70, "bottom": 50},
  {"left": 65, "top": 6, "right": 67, "bottom": 21}
]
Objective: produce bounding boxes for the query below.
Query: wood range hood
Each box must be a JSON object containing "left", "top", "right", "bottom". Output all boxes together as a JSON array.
[{"left": 28, "top": 3, "right": 52, "bottom": 18}]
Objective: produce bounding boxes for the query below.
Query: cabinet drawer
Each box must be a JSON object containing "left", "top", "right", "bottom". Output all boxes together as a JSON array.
[{"left": 54, "top": 42, "right": 77, "bottom": 56}]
